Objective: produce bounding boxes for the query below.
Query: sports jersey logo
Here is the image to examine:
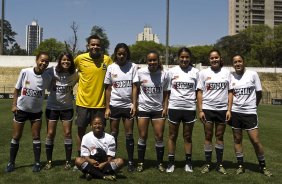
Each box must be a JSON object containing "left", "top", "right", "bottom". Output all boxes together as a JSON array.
[
  {"left": 53, "top": 85, "right": 73, "bottom": 94},
  {"left": 172, "top": 75, "right": 179, "bottom": 80},
  {"left": 206, "top": 77, "right": 211, "bottom": 81},
  {"left": 22, "top": 88, "right": 43, "bottom": 98},
  {"left": 173, "top": 82, "right": 194, "bottom": 89},
  {"left": 206, "top": 82, "right": 227, "bottom": 90},
  {"left": 142, "top": 80, "right": 148, "bottom": 83},
  {"left": 113, "top": 80, "right": 132, "bottom": 88},
  {"left": 234, "top": 87, "right": 252, "bottom": 96},
  {"left": 143, "top": 86, "right": 162, "bottom": 94},
  {"left": 111, "top": 74, "right": 118, "bottom": 78}
]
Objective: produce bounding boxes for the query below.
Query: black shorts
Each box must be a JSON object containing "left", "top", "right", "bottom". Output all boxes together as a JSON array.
[
  {"left": 14, "top": 110, "right": 42, "bottom": 123},
  {"left": 138, "top": 110, "right": 164, "bottom": 120},
  {"left": 110, "top": 106, "right": 133, "bottom": 120},
  {"left": 168, "top": 109, "right": 196, "bottom": 124},
  {"left": 45, "top": 109, "right": 74, "bottom": 122},
  {"left": 75, "top": 106, "right": 106, "bottom": 127},
  {"left": 230, "top": 111, "right": 258, "bottom": 130},
  {"left": 203, "top": 109, "right": 227, "bottom": 124}
]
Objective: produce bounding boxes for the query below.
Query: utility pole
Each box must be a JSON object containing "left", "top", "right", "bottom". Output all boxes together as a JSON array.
[
  {"left": 0, "top": 0, "right": 4, "bottom": 55},
  {"left": 165, "top": 0, "right": 170, "bottom": 67}
]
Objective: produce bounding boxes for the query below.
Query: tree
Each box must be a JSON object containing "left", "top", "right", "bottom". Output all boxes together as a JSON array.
[
  {"left": 0, "top": 19, "right": 17, "bottom": 54},
  {"left": 8, "top": 43, "right": 27, "bottom": 55},
  {"left": 65, "top": 21, "right": 79, "bottom": 56},
  {"left": 90, "top": 25, "right": 110, "bottom": 53},
  {"left": 129, "top": 41, "right": 165, "bottom": 64},
  {"left": 33, "top": 38, "right": 65, "bottom": 62}
]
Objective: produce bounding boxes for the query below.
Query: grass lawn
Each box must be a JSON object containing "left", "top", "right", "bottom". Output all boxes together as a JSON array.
[{"left": 0, "top": 99, "right": 281, "bottom": 184}]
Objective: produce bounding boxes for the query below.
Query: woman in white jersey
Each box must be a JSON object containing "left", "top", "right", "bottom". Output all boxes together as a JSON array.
[
  {"left": 230, "top": 54, "right": 272, "bottom": 177},
  {"left": 104, "top": 43, "right": 138, "bottom": 172},
  {"left": 136, "top": 51, "right": 169, "bottom": 172},
  {"left": 166, "top": 47, "right": 199, "bottom": 173},
  {"left": 44, "top": 52, "right": 78, "bottom": 170},
  {"left": 197, "top": 49, "right": 233, "bottom": 174},
  {"left": 6, "top": 52, "right": 52, "bottom": 173}
]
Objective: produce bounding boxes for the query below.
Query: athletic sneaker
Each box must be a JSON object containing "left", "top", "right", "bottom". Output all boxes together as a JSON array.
[
  {"left": 127, "top": 162, "right": 135, "bottom": 172},
  {"left": 64, "top": 161, "right": 72, "bottom": 170},
  {"left": 73, "top": 165, "right": 79, "bottom": 171},
  {"left": 44, "top": 160, "right": 52, "bottom": 170},
  {"left": 166, "top": 164, "right": 175, "bottom": 173},
  {"left": 261, "top": 167, "right": 272, "bottom": 177},
  {"left": 157, "top": 163, "right": 165, "bottom": 172},
  {"left": 235, "top": 165, "right": 245, "bottom": 175},
  {"left": 201, "top": 164, "right": 211, "bottom": 174},
  {"left": 6, "top": 162, "right": 15, "bottom": 172},
  {"left": 103, "top": 175, "right": 116, "bottom": 181},
  {"left": 216, "top": 164, "right": 227, "bottom": 175},
  {"left": 136, "top": 162, "right": 144, "bottom": 172},
  {"left": 184, "top": 164, "right": 193, "bottom": 173},
  {"left": 32, "top": 162, "right": 41, "bottom": 172}
]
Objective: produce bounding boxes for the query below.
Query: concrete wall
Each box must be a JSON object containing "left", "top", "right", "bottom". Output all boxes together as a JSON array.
[{"left": 0, "top": 55, "right": 281, "bottom": 73}]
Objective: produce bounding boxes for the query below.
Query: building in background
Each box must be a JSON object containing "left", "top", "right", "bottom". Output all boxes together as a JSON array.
[
  {"left": 229, "top": 0, "right": 282, "bottom": 35},
  {"left": 26, "top": 20, "right": 43, "bottom": 55},
  {"left": 137, "top": 25, "right": 160, "bottom": 43}
]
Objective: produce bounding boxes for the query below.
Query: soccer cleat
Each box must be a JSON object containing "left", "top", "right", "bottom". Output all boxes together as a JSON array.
[
  {"left": 44, "top": 160, "right": 52, "bottom": 170},
  {"left": 157, "top": 163, "right": 165, "bottom": 172},
  {"left": 72, "top": 165, "right": 79, "bottom": 171},
  {"left": 64, "top": 161, "right": 72, "bottom": 170},
  {"left": 261, "top": 167, "right": 272, "bottom": 177},
  {"left": 127, "top": 162, "right": 135, "bottom": 172},
  {"left": 6, "top": 162, "right": 15, "bottom": 172},
  {"left": 184, "top": 164, "right": 193, "bottom": 173},
  {"left": 32, "top": 162, "right": 41, "bottom": 172},
  {"left": 86, "top": 173, "right": 93, "bottom": 181},
  {"left": 235, "top": 165, "right": 245, "bottom": 175},
  {"left": 166, "top": 164, "right": 175, "bottom": 173},
  {"left": 216, "top": 164, "right": 227, "bottom": 175},
  {"left": 103, "top": 175, "right": 116, "bottom": 181},
  {"left": 201, "top": 164, "right": 211, "bottom": 174},
  {"left": 136, "top": 162, "right": 144, "bottom": 172}
]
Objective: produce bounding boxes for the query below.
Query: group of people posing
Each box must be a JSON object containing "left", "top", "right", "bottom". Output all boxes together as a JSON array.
[{"left": 5, "top": 34, "right": 272, "bottom": 180}]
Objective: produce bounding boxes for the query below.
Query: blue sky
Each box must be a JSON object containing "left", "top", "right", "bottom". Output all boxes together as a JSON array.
[{"left": 6, "top": 0, "right": 228, "bottom": 54}]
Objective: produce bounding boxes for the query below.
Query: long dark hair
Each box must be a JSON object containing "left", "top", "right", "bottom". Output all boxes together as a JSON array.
[
  {"left": 55, "top": 52, "right": 75, "bottom": 74},
  {"left": 113, "top": 43, "right": 131, "bottom": 62}
]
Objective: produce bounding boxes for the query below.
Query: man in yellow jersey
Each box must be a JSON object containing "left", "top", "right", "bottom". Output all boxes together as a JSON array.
[{"left": 74, "top": 35, "right": 113, "bottom": 158}]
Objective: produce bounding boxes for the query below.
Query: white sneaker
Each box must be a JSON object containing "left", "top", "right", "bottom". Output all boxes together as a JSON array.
[
  {"left": 185, "top": 164, "right": 193, "bottom": 172},
  {"left": 72, "top": 165, "right": 79, "bottom": 171},
  {"left": 166, "top": 164, "right": 175, "bottom": 173}
]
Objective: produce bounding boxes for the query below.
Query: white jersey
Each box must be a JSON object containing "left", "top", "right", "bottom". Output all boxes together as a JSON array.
[
  {"left": 168, "top": 65, "right": 199, "bottom": 110},
  {"left": 231, "top": 70, "right": 262, "bottom": 114},
  {"left": 138, "top": 67, "right": 169, "bottom": 112},
  {"left": 15, "top": 67, "right": 52, "bottom": 113},
  {"left": 197, "top": 67, "right": 232, "bottom": 110},
  {"left": 46, "top": 67, "right": 78, "bottom": 110},
  {"left": 104, "top": 62, "right": 138, "bottom": 108},
  {"left": 81, "top": 131, "right": 116, "bottom": 158}
]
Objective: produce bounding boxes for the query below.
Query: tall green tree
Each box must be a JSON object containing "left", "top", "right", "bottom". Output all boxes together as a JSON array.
[
  {"left": 33, "top": 38, "right": 65, "bottom": 62},
  {"left": 129, "top": 41, "right": 165, "bottom": 64},
  {"left": 0, "top": 19, "right": 17, "bottom": 54},
  {"left": 90, "top": 25, "right": 110, "bottom": 53},
  {"left": 8, "top": 43, "right": 27, "bottom": 55}
]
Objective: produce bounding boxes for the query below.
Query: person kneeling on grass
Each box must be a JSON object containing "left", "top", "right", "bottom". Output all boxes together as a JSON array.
[{"left": 75, "top": 115, "right": 124, "bottom": 181}]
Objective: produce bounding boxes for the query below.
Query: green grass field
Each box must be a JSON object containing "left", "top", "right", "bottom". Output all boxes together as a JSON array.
[{"left": 0, "top": 99, "right": 281, "bottom": 184}]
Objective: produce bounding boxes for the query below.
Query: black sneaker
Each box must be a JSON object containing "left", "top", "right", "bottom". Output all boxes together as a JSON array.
[
  {"left": 6, "top": 162, "right": 15, "bottom": 172},
  {"left": 127, "top": 162, "right": 135, "bottom": 172},
  {"left": 86, "top": 173, "right": 93, "bottom": 181},
  {"left": 32, "top": 163, "right": 41, "bottom": 172}
]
